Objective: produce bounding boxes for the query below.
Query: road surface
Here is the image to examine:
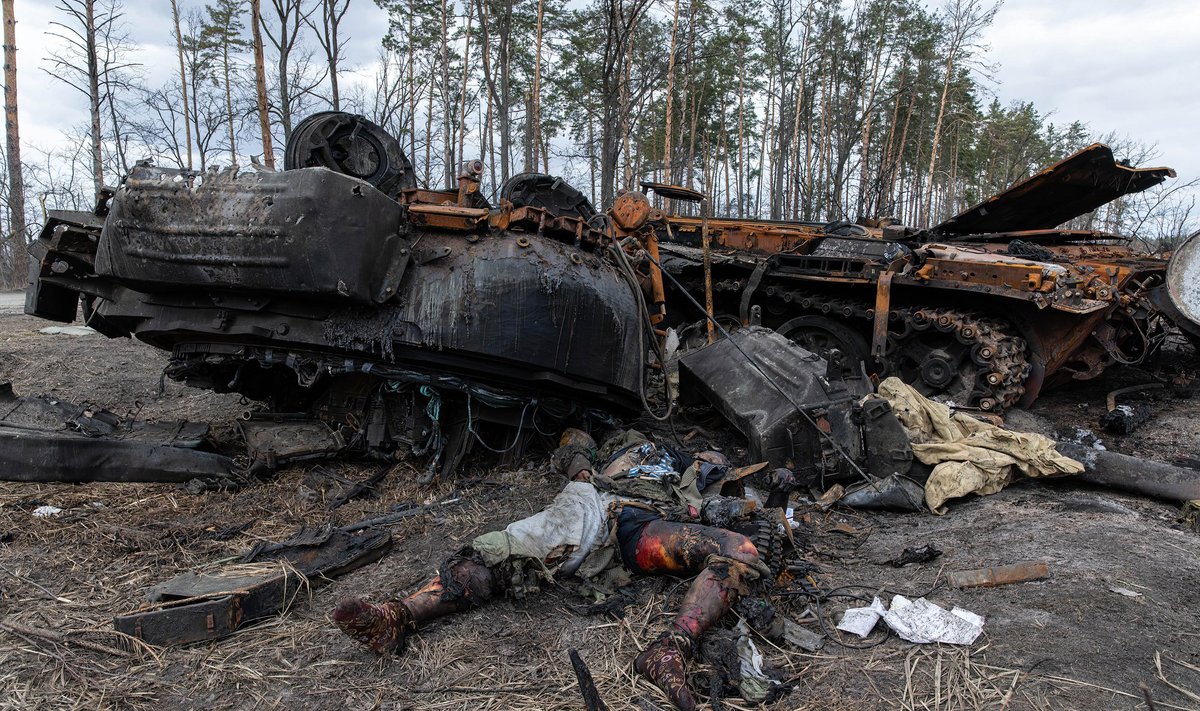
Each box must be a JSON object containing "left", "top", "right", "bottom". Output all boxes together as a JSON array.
[{"left": 0, "top": 291, "right": 24, "bottom": 314}]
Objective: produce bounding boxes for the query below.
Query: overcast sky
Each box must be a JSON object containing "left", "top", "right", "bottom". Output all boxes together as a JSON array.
[{"left": 8, "top": 0, "right": 1200, "bottom": 185}]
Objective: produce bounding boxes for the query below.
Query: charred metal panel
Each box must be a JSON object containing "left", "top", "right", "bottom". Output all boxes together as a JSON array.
[
  {"left": 114, "top": 529, "right": 391, "bottom": 646},
  {"left": 24, "top": 210, "right": 106, "bottom": 321},
  {"left": 88, "top": 228, "right": 644, "bottom": 409},
  {"left": 0, "top": 383, "right": 233, "bottom": 484},
  {"left": 0, "top": 429, "right": 233, "bottom": 484},
  {"left": 284, "top": 112, "right": 417, "bottom": 195},
  {"left": 95, "top": 165, "right": 409, "bottom": 304},
  {"left": 502, "top": 172, "right": 597, "bottom": 220},
  {"left": 934, "top": 144, "right": 1174, "bottom": 235},
  {"left": 678, "top": 328, "right": 854, "bottom": 469},
  {"left": 1156, "top": 230, "right": 1200, "bottom": 339},
  {"left": 238, "top": 417, "right": 346, "bottom": 471}
]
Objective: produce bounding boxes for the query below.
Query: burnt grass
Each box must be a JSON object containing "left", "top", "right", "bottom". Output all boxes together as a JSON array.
[{"left": 1, "top": 300, "right": 1199, "bottom": 710}]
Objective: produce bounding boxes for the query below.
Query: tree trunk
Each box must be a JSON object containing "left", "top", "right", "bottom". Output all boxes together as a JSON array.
[
  {"left": 456, "top": 3, "right": 473, "bottom": 169},
  {"left": 439, "top": 0, "right": 452, "bottom": 187},
  {"left": 406, "top": 6, "right": 416, "bottom": 164},
  {"left": 221, "top": 41, "right": 237, "bottom": 166},
  {"left": 923, "top": 48, "right": 955, "bottom": 226},
  {"left": 530, "top": 0, "right": 544, "bottom": 170},
  {"left": 735, "top": 72, "right": 744, "bottom": 218},
  {"left": 251, "top": 0, "right": 275, "bottom": 168},
  {"left": 660, "top": 0, "right": 679, "bottom": 207},
  {"left": 170, "top": 0, "right": 192, "bottom": 170},
  {"left": 424, "top": 78, "right": 433, "bottom": 184},
  {"left": 2, "top": 0, "right": 25, "bottom": 286},
  {"left": 85, "top": 0, "right": 103, "bottom": 197}
]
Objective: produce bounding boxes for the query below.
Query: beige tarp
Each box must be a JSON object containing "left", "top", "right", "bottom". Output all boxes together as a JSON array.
[{"left": 876, "top": 377, "right": 1084, "bottom": 514}]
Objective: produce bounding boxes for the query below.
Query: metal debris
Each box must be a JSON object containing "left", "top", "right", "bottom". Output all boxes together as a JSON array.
[
  {"left": 114, "top": 527, "right": 392, "bottom": 646},
  {"left": 947, "top": 562, "right": 1051, "bottom": 588},
  {"left": 0, "top": 382, "right": 234, "bottom": 484}
]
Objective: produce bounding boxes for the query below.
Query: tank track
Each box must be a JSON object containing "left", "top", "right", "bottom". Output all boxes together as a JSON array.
[{"left": 761, "top": 287, "right": 1030, "bottom": 411}]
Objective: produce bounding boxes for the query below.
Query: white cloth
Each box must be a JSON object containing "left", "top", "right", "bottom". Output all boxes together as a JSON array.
[{"left": 472, "top": 481, "right": 618, "bottom": 575}]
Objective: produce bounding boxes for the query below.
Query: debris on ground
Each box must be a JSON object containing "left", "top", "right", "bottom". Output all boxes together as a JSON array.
[
  {"left": 885, "top": 544, "right": 943, "bottom": 568},
  {"left": 1059, "top": 443, "right": 1200, "bottom": 502},
  {"left": 115, "top": 526, "right": 392, "bottom": 646},
  {"left": 1109, "top": 586, "right": 1144, "bottom": 598},
  {"left": 877, "top": 377, "right": 1084, "bottom": 513},
  {"left": 0, "top": 382, "right": 234, "bottom": 485},
  {"left": 946, "top": 561, "right": 1050, "bottom": 588},
  {"left": 36, "top": 325, "right": 96, "bottom": 336},
  {"left": 837, "top": 596, "right": 984, "bottom": 645},
  {"left": 836, "top": 597, "right": 888, "bottom": 638}
]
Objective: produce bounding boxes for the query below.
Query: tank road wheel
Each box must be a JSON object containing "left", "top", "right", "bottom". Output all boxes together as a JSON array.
[
  {"left": 885, "top": 308, "right": 1029, "bottom": 412},
  {"left": 776, "top": 315, "right": 871, "bottom": 376},
  {"left": 678, "top": 313, "right": 742, "bottom": 351}
]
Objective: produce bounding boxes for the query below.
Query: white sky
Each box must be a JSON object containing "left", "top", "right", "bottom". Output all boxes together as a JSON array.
[
  {"left": 7, "top": 0, "right": 1200, "bottom": 185},
  {"left": 980, "top": 0, "right": 1200, "bottom": 178}
]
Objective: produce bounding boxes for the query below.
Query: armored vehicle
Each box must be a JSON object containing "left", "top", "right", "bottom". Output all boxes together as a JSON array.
[
  {"left": 638, "top": 145, "right": 1197, "bottom": 412},
  {"left": 24, "top": 113, "right": 644, "bottom": 481},
  {"left": 22, "top": 113, "right": 1200, "bottom": 487}
]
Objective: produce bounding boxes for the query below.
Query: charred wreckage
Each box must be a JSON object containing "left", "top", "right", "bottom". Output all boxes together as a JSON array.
[
  {"left": 13, "top": 111, "right": 1200, "bottom": 489},
  {"left": 10, "top": 111, "right": 1200, "bottom": 707}
]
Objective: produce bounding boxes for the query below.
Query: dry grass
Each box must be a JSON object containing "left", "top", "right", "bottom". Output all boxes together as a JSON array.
[
  {"left": 0, "top": 461, "right": 881, "bottom": 710},
  {"left": 3, "top": 458, "right": 1194, "bottom": 711}
]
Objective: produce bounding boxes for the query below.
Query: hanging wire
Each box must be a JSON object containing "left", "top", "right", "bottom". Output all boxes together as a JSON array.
[
  {"left": 638, "top": 243, "right": 875, "bottom": 485},
  {"left": 465, "top": 392, "right": 532, "bottom": 454},
  {"left": 607, "top": 227, "right": 675, "bottom": 422}
]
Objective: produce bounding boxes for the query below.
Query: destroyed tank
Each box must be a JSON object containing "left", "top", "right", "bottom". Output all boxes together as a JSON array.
[
  {"left": 23, "top": 111, "right": 1200, "bottom": 484},
  {"left": 629, "top": 146, "right": 1197, "bottom": 413},
  {"left": 24, "top": 113, "right": 645, "bottom": 481}
]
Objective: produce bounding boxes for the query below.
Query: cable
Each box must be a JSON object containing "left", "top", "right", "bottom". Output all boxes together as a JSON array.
[
  {"left": 465, "top": 392, "right": 531, "bottom": 454},
  {"left": 608, "top": 235, "right": 675, "bottom": 422}
]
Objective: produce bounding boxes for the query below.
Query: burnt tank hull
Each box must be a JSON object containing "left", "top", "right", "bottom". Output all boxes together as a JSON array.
[
  {"left": 28, "top": 165, "right": 643, "bottom": 413},
  {"left": 643, "top": 145, "right": 1189, "bottom": 413}
]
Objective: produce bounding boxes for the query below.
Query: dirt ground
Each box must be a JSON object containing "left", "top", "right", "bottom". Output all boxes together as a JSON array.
[{"left": 1, "top": 293, "right": 1199, "bottom": 711}]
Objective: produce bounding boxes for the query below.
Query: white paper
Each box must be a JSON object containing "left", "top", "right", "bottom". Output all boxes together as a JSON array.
[
  {"left": 32, "top": 505, "right": 62, "bottom": 517},
  {"left": 836, "top": 596, "right": 887, "bottom": 638},
  {"left": 882, "top": 595, "right": 984, "bottom": 645}
]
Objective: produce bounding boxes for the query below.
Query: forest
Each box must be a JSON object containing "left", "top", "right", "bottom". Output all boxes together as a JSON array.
[{"left": 0, "top": 0, "right": 1196, "bottom": 289}]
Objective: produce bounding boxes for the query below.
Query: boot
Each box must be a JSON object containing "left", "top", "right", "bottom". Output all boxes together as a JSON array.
[
  {"left": 331, "top": 597, "right": 415, "bottom": 655},
  {"left": 634, "top": 631, "right": 696, "bottom": 711},
  {"left": 553, "top": 428, "right": 597, "bottom": 479}
]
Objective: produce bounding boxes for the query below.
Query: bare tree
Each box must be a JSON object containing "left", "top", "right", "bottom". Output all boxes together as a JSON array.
[
  {"left": 261, "top": 0, "right": 317, "bottom": 142},
  {"left": 178, "top": 8, "right": 226, "bottom": 172},
  {"left": 304, "top": 0, "right": 350, "bottom": 110},
  {"left": 597, "top": 0, "right": 653, "bottom": 205},
  {"left": 170, "top": 0, "right": 192, "bottom": 170},
  {"left": 202, "top": 0, "right": 249, "bottom": 166},
  {"left": 922, "top": 0, "right": 999, "bottom": 225},
  {"left": 251, "top": 0, "right": 276, "bottom": 167},
  {"left": 474, "top": 0, "right": 514, "bottom": 183},
  {"left": 45, "top": 0, "right": 140, "bottom": 196},
  {"left": 47, "top": 0, "right": 104, "bottom": 196},
  {"left": 529, "top": 0, "right": 544, "bottom": 171}
]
